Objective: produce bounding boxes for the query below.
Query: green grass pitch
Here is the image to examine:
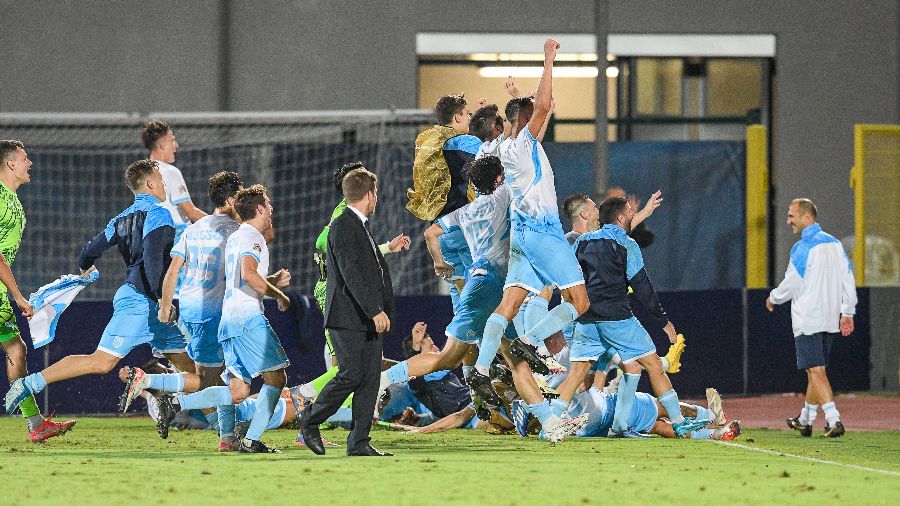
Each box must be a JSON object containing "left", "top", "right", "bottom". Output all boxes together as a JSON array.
[{"left": 1, "top": 417, "right": 897, "bottom": 505}]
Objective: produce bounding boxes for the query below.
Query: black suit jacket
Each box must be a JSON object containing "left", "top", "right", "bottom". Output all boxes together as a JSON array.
[{"left": 324, "top": 208, "right": 395, "bottom": 333}]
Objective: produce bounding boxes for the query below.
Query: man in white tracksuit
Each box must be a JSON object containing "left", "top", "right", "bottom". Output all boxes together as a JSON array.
[{"left": 766, "top": 198, "right": 857, "bottom": 438}]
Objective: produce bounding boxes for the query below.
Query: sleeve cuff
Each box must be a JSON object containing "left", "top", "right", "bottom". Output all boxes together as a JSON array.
[
  {"left": 171, "top": 196, "right": 191, "bottom": 205},
  {"left": 240, "top": 251, "right": 261, "bottom": 263}
]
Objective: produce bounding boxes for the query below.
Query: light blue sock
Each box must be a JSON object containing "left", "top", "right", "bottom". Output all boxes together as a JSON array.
[
  {"left": 385, "top": 361, "right": 409, "bottom": 384},
  {"left": 693, "top": 405, "right": 713, "bottom": 422},
  {"left": 476, "top": 313, "right": 508, "bottom": 371},
  {"left": 218, "top": 404, "right": 236, "bottom": 437},
  {"left": 205, "top": 410, "right": 219, "bottom": 431},
  {"left": 690, "top": 428, "right": 712, "bottom": 439},
  {"left": 527, "top": 401, "right": 553, "bottom": 424},
  {"left": 611, "top": 373, "right": 641, "bottom": 432},
  {"left": 512, "top": 302, "right": 526, "bottom": 336},
  {"left": 523, "top": 297, "right": 549, "bottom": 346},
  {"left": 549, "top": 398, "right": 570, "bottom": 417},
  {"left": 245, "top": 384, "right": 280, "bottom": 441},
  {"left": 146, "top": 373, "right": 185, "bottom": 393},
  {"left": 462, "top": 365, "right": 473, "bottom": 379},
  {"left": 179, "top": 386, "right": 233, "bottom": 411},
  {"left": 523, "top": 301, "right": 579, "bottom": 345},
  {"left": 23, "top": 372, "right": 48, "bottom": 394},
  {"left": 658, "top": 389, "right": 685, "bottom": 424}
]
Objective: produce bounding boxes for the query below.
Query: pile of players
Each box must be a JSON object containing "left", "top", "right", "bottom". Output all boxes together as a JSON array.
[{"left": 2, "top": 38, "right": 740, "bottom": 451}]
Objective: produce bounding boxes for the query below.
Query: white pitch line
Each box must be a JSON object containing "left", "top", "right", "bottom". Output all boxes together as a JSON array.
[{"left": 714, "top": 440, "right": 900, "bottom": 478}]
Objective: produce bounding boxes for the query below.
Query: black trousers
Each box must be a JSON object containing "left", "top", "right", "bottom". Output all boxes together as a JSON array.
[{"left": 303, "top": 327, "right": 382, "bottom": 452}]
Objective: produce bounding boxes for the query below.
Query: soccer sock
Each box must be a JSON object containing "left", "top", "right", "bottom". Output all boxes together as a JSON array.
[
  {"left": 690, "top": 428, "right": 713, "bottom": 440},
  {"left": 659, "top": 356, "right": 670, "bottom": 371},
  {"left": 245, "top": 384, "right": 280, "bottom": 441},
  {"left": 658, "top": 389, "right": 686, "bottom": 424},
  {"left": 611, "top": 373, "right": 641, "bottom": 432},
  {"left": 693, "top": 405, "right": 713, "bottom": 422},
  {"left": 475, "top": 313, "right": 508, "bottom": 373},
  {"left": 523, "top": 297, "right": 549, "bottom": 346},
  {"left": 384, "top": 361, "right": 409, "bottom": 385},
  {"left": 512, "top": 303, "right": 526, "bottom": 336},
  {"left": 23, "top": 372, "right": 48, "bottom": 395},
  {"left": 549, "top": 398, "right": 570, "bottom": 417},
  {"left": 146, "top": 373, "right": 185, "bottom": 393},
  {"left": 526, "top": 400, "right": 554, "bottom": 425},
  {"left": 218, "top": 404, "right": 236, "bottom": 438},
  {"left": 205, "top": 411, "right": 219, "bottom": 431},
  {"left": 19, "top": 395, "right": 40, "bottom": 418},
  {"left": 310, "top": 367, "right": 339, "bottom": 395},
  {"left": 821, "top": 401, "right": 840, "bottom": 425},
  {"left": 523, "top": 302, "right": 579, "bottom": 346},
  {"left": 178, "top": 386, "right": 232, "bottom": 411},
  {"left": 799, "top": 401, "right": 818, "bottom": 424}
]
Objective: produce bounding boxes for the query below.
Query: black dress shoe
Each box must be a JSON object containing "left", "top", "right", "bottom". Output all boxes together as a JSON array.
[
  {"left": 299, "top": 420, "right": 326, "bottom": 455},
  {"left": 347, "top": 445, "right": 394, "bottom": 457}
]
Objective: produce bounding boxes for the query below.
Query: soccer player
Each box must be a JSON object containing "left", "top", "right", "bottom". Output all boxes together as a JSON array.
[
  {"left": 142, "top": 120, "right": 206, "bottom": 241},
  {"left": 156, "top": 185, "right": 292, "bottom": 453},
  {"left": 315, "top": 161, "right": 410, "bottom": 368},
  {"left": 768, "top": 198, "right": 856, "bottom": 438},
  {"left": 0, "top": 140, "right": 75, "bottom": 442},
  {"left": 5, "top": 159, "right": 195, "bottom": 418},
  {"left": 408, "top": 94, "right": 484, "bottom": 308},
  {"left": 118, "top": 171, "right": 247, "bottom": 450},
  {"left": 555, "top": 196, "right": 707, "bottom": 438}
]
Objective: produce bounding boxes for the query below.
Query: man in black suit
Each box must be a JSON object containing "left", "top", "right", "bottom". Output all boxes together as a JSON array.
[{"left": 300, "top": 167, "right": 396, "bottom": 457}]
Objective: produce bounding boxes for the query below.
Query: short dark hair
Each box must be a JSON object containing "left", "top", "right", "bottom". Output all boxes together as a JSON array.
[
  {"left": 435, "top": 94, "right": 467, "bottom": 125},
  {"left": 505, "top": 98, "right": 533, "bottom": 126},
  {"left": 124, "top": 159, "right": 158, "bottom": 192},
  {"left": 0, "top": 140, "right": 24, "bottom": 165},
  {"left": 234, "top": 184, "right": 268, "bottom": 221},
  {"left": 334, "top": 161, "right": 364, "bottom": 193},
  {"left": 402, "top": 336, "right": 419, "bottom": 358},
  {"left": 563, "top": 193, "right": 591, "bottom": 222},
  {"left": 141, "top": 119, "right": 171, "bottom": 151},
  {"left": 208, "top": 171, "right": 244, "bottom": 208},
  {"left": 792, "top": 198, "right": 818, "bottom": 220},
  {"left": 599, "top": 196, "right": 628, "bottom": 225},
  {"left": 469, "top": 104, "right": 502, "bottom": 141},
  {"left": 342, "top": 167, "right": 377, "bottom": 203},
  {"left": 465, "top": 156, "right": 503, "bottom": 195}
]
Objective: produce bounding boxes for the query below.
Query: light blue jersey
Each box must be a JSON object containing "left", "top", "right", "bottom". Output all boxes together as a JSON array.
[
  {"left": 171, "top": 214, "right": 240, "bottom": 323},
  {"left": 438, "top": 184, "right": 512, "bottom": 273},
  {"left": 571, "top": 389, "right": 659, "bottom": 437},
  {"left": 499, "top": 125, "right": 562, "bottom": 233},
  {"left": 219, "top": 223, "right": 269, "bottom": 339}
]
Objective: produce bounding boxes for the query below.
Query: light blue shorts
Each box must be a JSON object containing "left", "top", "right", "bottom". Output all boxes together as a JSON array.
[
  {"left": 183, "top": 317, "right": 224, "bottom": 367},
  {"left": 593, "top": 317, "right": 657, "bottom": 363},
  {"left": 235, "top": 397, "right": 287, "bottom": 430},
  {"left": 445, "top": 265, "right": 517, "bottom": 343},
  {"left": 221, "top": 315, "right": 289, "bottom": 384},
  {"left": 570, "top": 322, "right": 610, "bottom": 362},
  {"left": 505, "top": 224, "right": 584, "bottom": 294},
  {"left": 439, "top": 228, "right": 473, "bottom": 281},
  {"left": 97, "top": 283, "right": 187, "bottom": 358}
]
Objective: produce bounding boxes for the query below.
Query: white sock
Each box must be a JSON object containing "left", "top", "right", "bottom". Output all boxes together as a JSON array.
[
  {"left": 821, "top": 401, "right": 840, "bottom": 425},
  {"left": 799, "top": 402, "right": 818, "bottom": 425}
]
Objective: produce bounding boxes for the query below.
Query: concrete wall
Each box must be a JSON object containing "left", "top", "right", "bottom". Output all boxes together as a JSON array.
[{"left": 1, "top": 0, "right": 897, "bottom": 276}]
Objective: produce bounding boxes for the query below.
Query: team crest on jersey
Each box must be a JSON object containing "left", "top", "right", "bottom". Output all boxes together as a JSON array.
[
  {"left": 252, "top": 243, "right": 262, "bottom": 253},
  {"left": 112, "top": 336, "right": 125, "bottom": 349},
  {"left": 179, "top": 185, "right": 187, "bottom": 193},
  {"left": 466, "top": 330, "right": 476, "bottom": 339}
]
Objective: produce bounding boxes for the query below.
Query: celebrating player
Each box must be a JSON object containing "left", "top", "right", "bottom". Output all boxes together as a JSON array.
[{"left": 5, "top": 159, "right": 195, "bottom": 417}]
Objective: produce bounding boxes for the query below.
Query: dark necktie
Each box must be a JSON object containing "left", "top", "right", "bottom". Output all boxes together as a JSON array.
[{"left": 363, "top": 219, "right": 383, "bottom": 272}]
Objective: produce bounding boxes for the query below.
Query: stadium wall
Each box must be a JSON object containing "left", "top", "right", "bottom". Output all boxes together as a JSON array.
[
  {"left": 1, "top": 1, "right": 897, "bottom": 281},
  {"left": 6, "top": 288, "right": 887, "bottom": 415}
]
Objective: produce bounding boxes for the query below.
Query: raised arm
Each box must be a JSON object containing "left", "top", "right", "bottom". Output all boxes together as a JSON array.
[{"left": 527, "top": 39, "right": 559, "bottom": 139}]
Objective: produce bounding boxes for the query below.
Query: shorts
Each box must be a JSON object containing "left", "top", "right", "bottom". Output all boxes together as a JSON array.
[
  {"left": 795, "top": 332, "right": 837, "bottom": 370},
  {"left": 439, "top": 228, "right": 473, "bottom": 281},
  {"left": 184, "top": 317, "right": 224, "bottom": 367},
  {"left": 505, "top": 224, "right": 584, "bottom": 294},
  {"left": 221, "top": 314, "right": 289, "bottom": 384},
  {"left": 588, "top": 317, "right": 656, "bottom": 363},
  {"left": 445, "top": 264, "right": 517, "bottom": 343},
  {"left": 570, "top": 322, "right": 610, "bottom": 362},
  {"left": 97, "top": 284, "right": 187, "bottom": 358},
  {"left": 0, "top": 294, "right": 20, "bottom": 343}
]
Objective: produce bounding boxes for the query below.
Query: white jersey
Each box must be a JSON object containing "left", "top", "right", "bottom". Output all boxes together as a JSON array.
[
  {"left": 498, "top": 126, "right": 561, "bottom": 232},
  {"left": 171, "top": 214, "right": 240, "bottom": 322},
  {"left": 438, "top": 184, "right": 512, "bottom": 272},
  {"left": 221, "top": 224, "right": 269, "bottom": 326},
  {"left": 476, "top": 134, "right": 504, "bottom": 159},
  {"left": 154, "top": 160, "right": 193, "bottom": 239}
]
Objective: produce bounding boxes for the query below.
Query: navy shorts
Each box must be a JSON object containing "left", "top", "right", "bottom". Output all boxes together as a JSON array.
[{"left": 795, "top": 332, "right": 837, "bottom": 370}]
